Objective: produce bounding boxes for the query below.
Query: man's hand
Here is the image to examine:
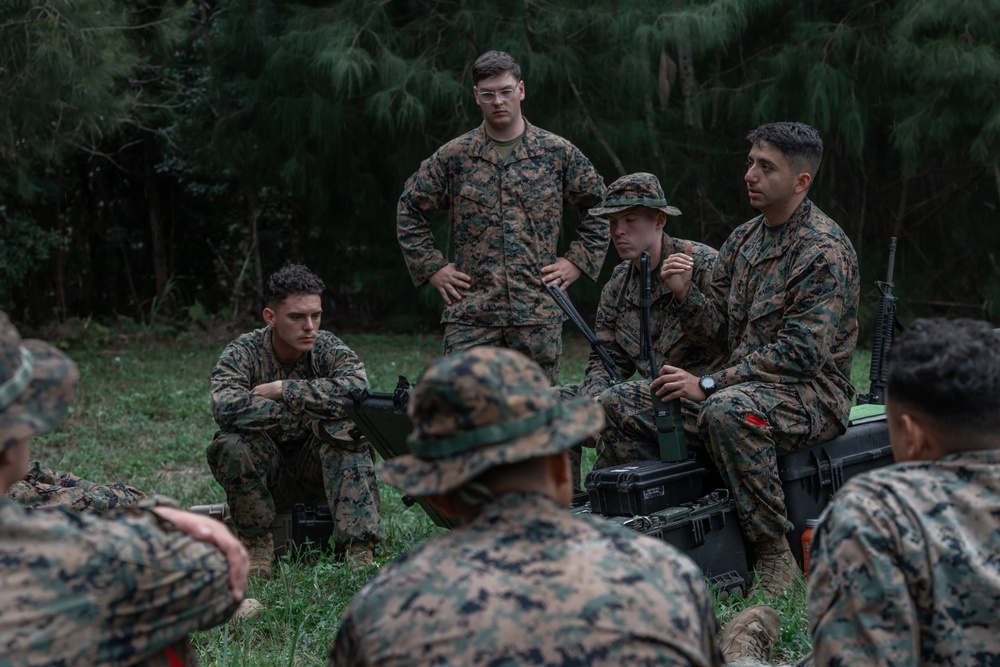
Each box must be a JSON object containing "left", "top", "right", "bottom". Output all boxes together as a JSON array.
[
  {"left": 429, "top": 263, "right": 472, "bottom": 306},
  {"left": 251, "top": 380, "right": 284, "bottom": 401},
  {"left": 651, "top": 364, "right": 705, "bottom": 402},
  {"left": 661, "top": 241, "right": 694, "bottom": 303},
  {"left": 152, "top": 507, "right": 249, "bottom": 602},
  {"left": 541, "top": 257, "right": 583, "bottom": 289}
]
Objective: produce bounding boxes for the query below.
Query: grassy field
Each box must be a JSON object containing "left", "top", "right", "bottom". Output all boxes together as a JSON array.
[{"left": 30, "top": 327, "right": 873, "bottom": 666}]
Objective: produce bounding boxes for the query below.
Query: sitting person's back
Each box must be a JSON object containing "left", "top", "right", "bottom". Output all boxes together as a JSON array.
[
  {"left": 0, "top": 311, "right": 248, "bottom": 665},
  {"left": 808, "top": 317, "right": 1000, "bottom": 666},
  {"left": 330, "top": 347, "right": 724, "bottom": 667}
]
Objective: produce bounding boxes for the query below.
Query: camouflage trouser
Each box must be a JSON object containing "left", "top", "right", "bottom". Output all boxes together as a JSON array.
[
  {"left": 695, "top": 382, "right": 842, "bottom": 544},
  {"left": 443, "top": 322, "right": 562, "bottom": 385},
  {"left": 5, "top": 460, "right": 146, "bottom": 514},
  {"left": 597, "top": 379, "right": 664, "bottom": 468},
  {"left": 206, "top": 426, "right": 382, "bottom": 546}
]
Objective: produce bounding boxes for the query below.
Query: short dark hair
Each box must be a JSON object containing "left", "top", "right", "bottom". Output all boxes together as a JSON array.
[
  {"left": 472, "top": 50, "right": 520, "bottom": 85},
  {"left": 265, "top": 264, "right": 325, "bottom": 307},
  {"left": 746, "top": 122, "right": 823, "bottom": 177},
  {"left": 887, "top": 317, "right": 1000, "bottom": 442}
]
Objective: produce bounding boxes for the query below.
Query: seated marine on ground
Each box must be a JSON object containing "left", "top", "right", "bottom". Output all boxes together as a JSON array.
[
  {"left": 208, "top": 263, "right": 381, "bottom": 576},
  {"left": 655, "top": 121, "right": 860, "bottom": 601},
  {"left": 554, "top": 172, "right": 724, "bottom": 489},
  {"left": 6, "top": 458, "right": 146, "bottom": 514},
  {"left": 0, "top": 310, "right": 250, "bottom": 665},
  {"left": 329, "top": 347, "right": 725, "bottom": 667}
]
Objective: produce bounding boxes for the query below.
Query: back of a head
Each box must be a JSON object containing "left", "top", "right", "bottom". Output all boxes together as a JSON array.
[
  {"left": 746, "top": 121, "right": 823, "bottom": 178},
  {"left": 887, "top": 317, "right": 1000, "bottom": 441},
  {"left": 472, "top": 50, "right": 520, "bottom": 85},
  {"left": 378, "top": 346, "right": 602, "bottom": 499},
  {"left": 265, "top": 264, "right": 325, "bottom": 309}
]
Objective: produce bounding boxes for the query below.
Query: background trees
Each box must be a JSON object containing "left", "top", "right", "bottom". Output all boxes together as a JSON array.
[{"left": 4, "top": 0, "right": 998, "bottom": 335}]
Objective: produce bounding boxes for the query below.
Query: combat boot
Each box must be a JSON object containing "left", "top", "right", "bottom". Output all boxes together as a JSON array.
[
  {"left": 344, "top": 540, "right": 376, "bottom": 570},
  {"left": 229, "top": 598, "right": 265, "bottom": 624},
  {"left": 242, "top": 531, "right": 274, "bottom": 578},
  {"left": 720, "top": 604, "right": 781, "bottom": 663},
  {"left": 750, "top": 535, "right": 801, "bottom": 601}
]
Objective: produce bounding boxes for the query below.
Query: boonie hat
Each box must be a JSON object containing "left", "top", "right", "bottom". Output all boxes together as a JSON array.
[
  {"left": 589, "top": 172, "right": 681, "bottom": 218},
  {"left": 379, "top": 347, "right": 604, "bottom": 497},
  {"left": 0, "top": 311, "right": 78, "bottom": 450}
]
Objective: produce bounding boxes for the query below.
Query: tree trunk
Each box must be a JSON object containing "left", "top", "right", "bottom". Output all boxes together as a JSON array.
[{"left": 144, "top": 137, "right": 171, "bottom": 316}]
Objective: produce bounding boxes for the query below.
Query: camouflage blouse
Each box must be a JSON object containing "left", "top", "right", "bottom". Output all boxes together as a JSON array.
[{"left": 330, "top": 491, "right": 724, "bottom": 667}]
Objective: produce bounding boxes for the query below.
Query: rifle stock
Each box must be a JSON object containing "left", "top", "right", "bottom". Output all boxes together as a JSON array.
[
  {"left": 544, "top": 281, "right": 622, "bottom": 384},
  {"left": 858, "top": 237, "right": 898, "bottom": 406},
  {"left": 640, "top": 252, "right": 688, "bottom": 462}
]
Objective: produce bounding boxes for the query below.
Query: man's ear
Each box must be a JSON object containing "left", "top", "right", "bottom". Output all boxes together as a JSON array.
[
  {"left": 547, "top": 450, "right": 571, "bottom": 486},
  {"left": 263, "top": 307, "right": 275, "bottom": 326},
  {"left": 655, "top": 211, "right": 667, "bottom": 231},
  {"left": 793, "top": 171, "right": 813, "bottom": 194},
  {"left": 899, "top": 412, "right": 940, "bottom": 461}
]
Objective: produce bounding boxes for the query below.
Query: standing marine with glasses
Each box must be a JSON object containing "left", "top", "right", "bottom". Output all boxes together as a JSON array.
[{"left": 396, "top": 50, "right": 608, "bottom": 384}]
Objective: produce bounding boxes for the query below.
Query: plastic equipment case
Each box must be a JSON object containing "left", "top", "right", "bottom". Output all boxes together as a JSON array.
[
  {"left": 590, "top": 490, "right": 748, "bottom": 597},
  {"left": 778, "top": 412, "right": 893, "bottom": 566},
  {"left": 345, "top": 377, "right": 457, "bottom": 529},
  {"left": 270, "top": 503, "right": 335, "bottom": 556},
  {"left": 647, "top": 491, "right": 748, "bottom": 597},
  {"left": 585, "top": 459, "right": 707, "bottom": 517}
]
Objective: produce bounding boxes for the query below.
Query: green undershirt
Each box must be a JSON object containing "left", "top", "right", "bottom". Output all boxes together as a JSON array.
[
  {"left": 491, "top": 131, "right": 524, "bottom": 162},
  {"left": 762, "top": 222, "right": 783, "bottom": 251}
]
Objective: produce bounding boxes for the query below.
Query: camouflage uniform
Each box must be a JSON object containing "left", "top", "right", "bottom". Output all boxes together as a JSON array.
[
  {"left": 330, "top": 346, "right": 724, "bottom": 667},
  {"left": 396, "top": 119, "right": 608, "bottom": 383},
  {"left": 583, "top": 232, "right": 723, "bottom": 468},
  {"left": 207, "top": 327, "right": 381, "bottom": 547},
  {"left": 808, "top": 450, "right": 1000, "bottom": 666},
  {"left": 0, "top": 498, "right": 237, "bottom": 666},
  {"left": 674, "top": 198, "right": 859, "bottom": 543},
  {"left": 0, "top": 310, "right": 237, "bottom": 665},
  {"left": 329, "top": 492, "right": 723, "bottom": 667},
  {"left": 5, "top": 459, "right": 145, "bottom": 514}
]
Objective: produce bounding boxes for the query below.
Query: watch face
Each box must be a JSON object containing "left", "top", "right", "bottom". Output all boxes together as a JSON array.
[{"left": 699, "top": 376, "right": 716, "bottom": 393}]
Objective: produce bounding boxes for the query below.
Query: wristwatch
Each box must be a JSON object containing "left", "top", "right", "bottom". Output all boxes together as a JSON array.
[{"left": 698, "top": 375, "right": 718, "bottom": 397}]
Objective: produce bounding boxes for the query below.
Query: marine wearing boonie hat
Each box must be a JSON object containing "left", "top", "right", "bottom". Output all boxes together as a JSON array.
[
  {"left": 588, "top": 172, "right": 681, "bottom": 219},
  {"left": 0, "top": 311, "right": 78, "bottom": 450},
  {"left": 379, "top": 347, "right": 604, "bottom": 497}
]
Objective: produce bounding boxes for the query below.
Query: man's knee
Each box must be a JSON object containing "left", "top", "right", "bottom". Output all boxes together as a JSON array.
[{"left": 207, "top": 431, "right": 272, "bottom": 476}]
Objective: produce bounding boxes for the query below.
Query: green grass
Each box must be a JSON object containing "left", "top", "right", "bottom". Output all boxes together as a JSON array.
[{"left": 29, "top": 329, "right": 873, "bottom": 665}]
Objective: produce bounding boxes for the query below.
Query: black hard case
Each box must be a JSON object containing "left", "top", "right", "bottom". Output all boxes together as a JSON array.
[
  {"left": 643, "top": 491, "right": 748, "bottom": 597},
  {"left": 585, "top": 459, "right": 706, "bottom": 517},
  {"left": 345, "top": 378, "right": 457, "bottom": 529},
  {"left": 271, "top": 503, "right": 334, "bottom": 556},
  {"left": 778, "top": 413, "right": 893, "bottom": 566}
]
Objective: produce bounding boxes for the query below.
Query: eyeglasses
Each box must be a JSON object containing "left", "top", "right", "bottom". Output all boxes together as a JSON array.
[{"left": 476, "top": 83, "right": 519, "bottom": 103}]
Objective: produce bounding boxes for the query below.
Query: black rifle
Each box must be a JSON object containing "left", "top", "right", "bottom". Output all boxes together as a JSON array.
[
  {"left": 545, "top": 281, "right": 622, "bottom": 384},
  {"left": 858, "top": 237, "right": 900, "bottom": 405},
  {"left": 639, "top": 252, "right": 687, "bottom": 461}
]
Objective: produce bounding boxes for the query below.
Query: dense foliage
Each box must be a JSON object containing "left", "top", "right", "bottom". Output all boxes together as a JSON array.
[{"left": 3, "top": 0, "right": 999, "bottom": 333}]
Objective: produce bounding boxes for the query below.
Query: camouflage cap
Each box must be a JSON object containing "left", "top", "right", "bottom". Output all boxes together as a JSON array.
[
  {"left": 0, "top": 311, "right": 78, "bottom": 450},
  {"left": 379, "top": 347, "right": 604, "bottom": 497},
  {"left": 589, "top": 172, "right": 681, "bottom": 219}
]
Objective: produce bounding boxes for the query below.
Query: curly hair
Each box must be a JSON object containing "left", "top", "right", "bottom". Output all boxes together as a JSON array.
[
  {"left": 746, "top": 122, "right": 823, "bottom": 178},
  {"left": 472, "top": 50, "right": 520, "bottom": 85},
  {"left": 887, "top": 317, "right": 1000, "bottom": 439},
  {"left": 265, "top": 264, "right": 325, "bottom": 307}
]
